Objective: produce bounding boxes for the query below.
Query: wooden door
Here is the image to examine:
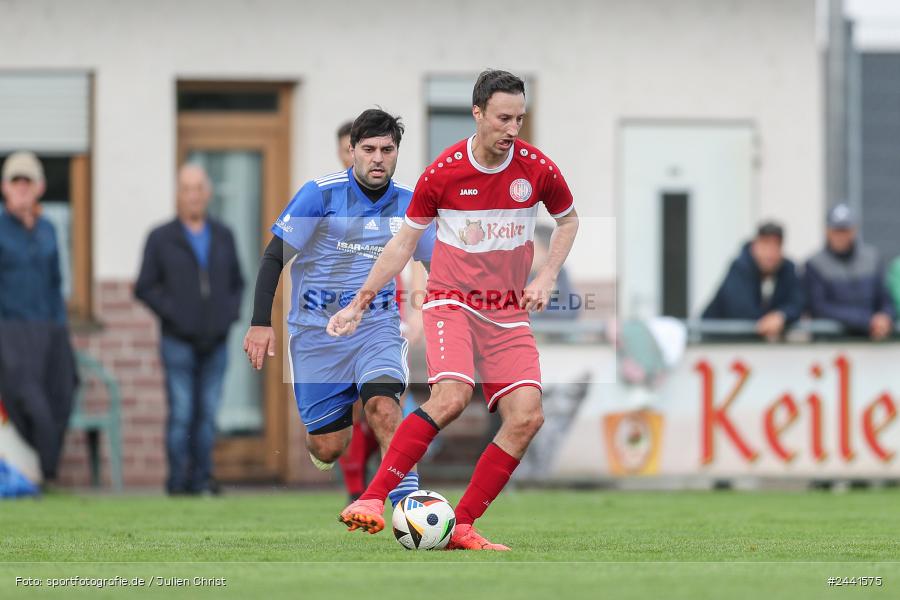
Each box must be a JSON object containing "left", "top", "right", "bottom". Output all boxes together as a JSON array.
[{"left": 176, "top": 82, "right": 292, "bottom": 482}]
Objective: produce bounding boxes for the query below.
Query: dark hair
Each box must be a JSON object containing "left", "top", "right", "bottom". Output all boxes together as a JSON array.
[
  {"left": 350, "top": 109, "right": 404, "bottom": 147},
  {"left": 336, "top": 121, "right": 352, "bottom": 140},
  {"left": 472, "top": 69, "right": 526, "bottom": 110},
  {"left": 756, "top": 221, "right": 784, "bottom": 241}
]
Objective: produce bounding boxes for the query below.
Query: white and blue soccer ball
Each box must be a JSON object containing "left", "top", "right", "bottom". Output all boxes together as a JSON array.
[{"left": 391, "top": 490, "right": 456, "bottom": 550}]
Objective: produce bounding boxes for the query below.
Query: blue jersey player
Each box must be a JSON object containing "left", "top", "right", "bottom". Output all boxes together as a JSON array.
[{"left": 243, "top": 110, "right": 434, "bottom": 510}]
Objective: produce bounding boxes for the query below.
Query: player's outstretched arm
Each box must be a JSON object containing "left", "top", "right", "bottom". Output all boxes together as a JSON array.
[
  {"left": 326, "top": 223, "right": 425, "bottom": 337},
  {"left": 244, "top": 235, "right": 299, "bottom": 369},
  {"left": 522, "top": 209, "right": 580, "bottom": 312}
]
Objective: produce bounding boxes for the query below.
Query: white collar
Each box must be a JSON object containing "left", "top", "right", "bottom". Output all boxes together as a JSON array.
[{"left": 466, "top": 135, "right": 515, "bottom": 174}]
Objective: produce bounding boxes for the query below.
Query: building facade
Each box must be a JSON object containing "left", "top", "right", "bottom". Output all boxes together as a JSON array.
[{"left": 0, "top": 0, "right": 824, "bottom": 487}]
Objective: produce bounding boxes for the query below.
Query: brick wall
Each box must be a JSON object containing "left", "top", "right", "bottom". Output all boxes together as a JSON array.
[
  {"left": 62, "top": 280, "right": 167, "bottom": 488},
  {"left": 61, "top": 279, "right": 332, "bottom": 491}
]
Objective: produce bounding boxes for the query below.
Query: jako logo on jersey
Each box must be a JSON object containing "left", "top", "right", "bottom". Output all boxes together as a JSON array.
[
  {"left": 458, "top": 219, "right": 486, "bottom": 246},
  {"left": 459, "top": 188, "right": 479, "bottom": 196},
  {"left": 509, "top": 178, "right": 533, "bottom": 203},
  {"left": 364, "top": 219, "right": 379, "bottom": 231}
]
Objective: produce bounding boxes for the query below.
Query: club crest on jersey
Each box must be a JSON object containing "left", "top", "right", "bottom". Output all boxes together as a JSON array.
[
  {"left": 458, "top": 219, "right": 486, "bottom": 246},
  {"left": 509, "top": 178, "right": 533, "bottom": 203},
  {"left": 389, "top": 216, "right": 403, "bottom": 235}
]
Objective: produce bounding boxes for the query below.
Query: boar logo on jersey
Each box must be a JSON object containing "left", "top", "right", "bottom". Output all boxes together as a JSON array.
[
  {"left": 509, "top": 178, "right": 533, "bottom": 203},
  {"left": 458, "top": 219, "right": 486, "bottom": 246}
]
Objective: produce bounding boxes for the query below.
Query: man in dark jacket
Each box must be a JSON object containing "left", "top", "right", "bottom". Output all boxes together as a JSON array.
[
  {"left": 135, "top": 164, "right": 244, "bottom": 494},
  {"left": 702, "top": 222, "right": 803, "bottom": 339},
  {"left": 805, "top": 204, "right": 895, "bottom": 340}
]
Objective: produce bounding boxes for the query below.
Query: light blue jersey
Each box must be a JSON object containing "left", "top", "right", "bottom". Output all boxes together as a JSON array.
[
  {"left": 273, "top": 168, "right": 434, "bottom": 433},
  {"left": 272, "top": 168, "right": 435, "bottom": 333}
]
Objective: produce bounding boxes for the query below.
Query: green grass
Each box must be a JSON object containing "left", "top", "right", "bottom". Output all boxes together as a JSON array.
[{"left": 1, "top": 489, "right": 899, "bottom": 599}]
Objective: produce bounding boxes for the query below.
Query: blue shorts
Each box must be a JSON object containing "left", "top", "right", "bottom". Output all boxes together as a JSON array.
[{"left": 288, "top": 317, "right": 408, "bottom": 432}]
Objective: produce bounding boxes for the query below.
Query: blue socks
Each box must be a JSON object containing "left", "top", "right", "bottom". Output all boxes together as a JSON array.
[{"left": 388, "top": 471, "right": 419, "bottom": 508}]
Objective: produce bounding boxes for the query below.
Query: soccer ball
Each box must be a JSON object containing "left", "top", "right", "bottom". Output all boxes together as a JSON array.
[{"left": 391, "top": 490, "right": 456, "bottom": 550}]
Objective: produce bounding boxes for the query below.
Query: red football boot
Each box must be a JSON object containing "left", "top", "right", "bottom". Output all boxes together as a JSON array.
[
  {"left": 338, "top": 498, "right": 385, "bottom": 534},
  {"left": 446, "top": 524, "right": 510, "bottom": 551}
]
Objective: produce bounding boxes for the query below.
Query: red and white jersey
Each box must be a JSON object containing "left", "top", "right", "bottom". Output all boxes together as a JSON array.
[{"left": 405, "top": 136, "right": 574, "bottom": 326}]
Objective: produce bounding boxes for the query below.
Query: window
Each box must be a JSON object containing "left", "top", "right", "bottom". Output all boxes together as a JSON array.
[
  {"left": 426, "top": 76, "right": 474, "bottom": 162},
  {"left": 661, "top": 191, "right": 689, "bottom": 319},
  {"left": 0, "top": 72, "right": 93, "bottom": 321},
  {"left": 177, "top": 90, "right": 279, "bottom": 112}
]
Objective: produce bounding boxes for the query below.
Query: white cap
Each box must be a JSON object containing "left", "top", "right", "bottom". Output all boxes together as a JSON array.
[{"left": 2, "top": 151, "right": 45, "bottom": 183}]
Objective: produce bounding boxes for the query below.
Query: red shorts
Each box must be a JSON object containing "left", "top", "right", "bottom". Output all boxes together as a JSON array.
[{"left": 422, "top": 304, "right": 542, "bottom": 411}]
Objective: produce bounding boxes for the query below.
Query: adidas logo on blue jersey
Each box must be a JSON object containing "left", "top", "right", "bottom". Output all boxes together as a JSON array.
[{"left": 364, "top": 219, "right": 379, "bottom": 231}]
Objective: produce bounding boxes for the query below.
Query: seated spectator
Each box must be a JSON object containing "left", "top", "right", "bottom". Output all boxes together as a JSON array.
[
  {"left": 805, "top": 204, "right": 895, "bottom": 340},
  {"left": 702, "top": 221, "right": 802, "bottom": 339}
]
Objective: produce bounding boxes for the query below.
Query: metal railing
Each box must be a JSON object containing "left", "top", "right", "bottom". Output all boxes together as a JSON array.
[
  {"left": 686, "top": 318, "right": 900, "bottom": 343},
  {"left": 530, "top": 318, "right": 900, "bottom": 344}
]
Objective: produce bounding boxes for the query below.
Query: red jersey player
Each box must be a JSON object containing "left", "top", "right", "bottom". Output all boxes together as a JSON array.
[{"left": 327, "top": 70, "right": 579, "bottom": 550}]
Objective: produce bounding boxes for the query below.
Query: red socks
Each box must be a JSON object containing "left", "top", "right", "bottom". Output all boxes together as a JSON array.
[
  {"left": 359, "top": 410, "right": 438, "bottom": 502},
  {"left": 339, "top": 421, "right": 378, "bottom": 497},
  {"left": 455, "top": 443, "right": 520, "bottom": 525}
]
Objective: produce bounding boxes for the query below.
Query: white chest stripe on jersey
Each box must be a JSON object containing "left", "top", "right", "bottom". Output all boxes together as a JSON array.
[
  {"left": 436, "top": 206, "right": 539, "bottom": 254},
  {"left": 422, "top": 299, "right": 531, "bottom": 328}
]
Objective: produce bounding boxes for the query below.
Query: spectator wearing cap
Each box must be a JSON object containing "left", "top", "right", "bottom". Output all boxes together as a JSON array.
[
  {"left": 805, "top": 204, "right": 895, "bottom": 340},
  {"left": 0, "top": 151, "right": 66, "bottom": 323},
  {"left": 0, "top": 152, "right": 76, "bottom": 483},
  {"left": 702, "top": 222, "right": 803, "bottom": 340}
]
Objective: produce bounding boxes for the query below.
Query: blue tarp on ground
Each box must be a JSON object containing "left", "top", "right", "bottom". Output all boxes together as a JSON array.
[{"left": 0, "top": 458, "right": 40, "bottom": 498}]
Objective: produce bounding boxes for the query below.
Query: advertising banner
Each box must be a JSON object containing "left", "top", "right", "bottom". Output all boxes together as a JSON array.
[{"left": 532, "top": 344, "right": 900, "bottom": 481}]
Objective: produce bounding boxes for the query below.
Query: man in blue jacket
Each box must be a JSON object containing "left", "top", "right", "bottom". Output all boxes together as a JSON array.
[
  {"left": 0, "top": 151, "right": 66, "bottom": 324},
  {"left": 702, "top": 222, "right": 803, "bottom": 340},
  {"left": 0, "top": 151, "right": 75, "bottom": 483},
  {"left": 805, "top": 204, "right": 895, "bottom": 340},
  {"left": 135, "top": 164, "right": 244, "bottom": 495}
]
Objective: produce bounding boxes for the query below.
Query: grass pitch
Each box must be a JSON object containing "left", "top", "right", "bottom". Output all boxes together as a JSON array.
[{"left": 1, "top": 489, "right": 898, "bottom": 599}]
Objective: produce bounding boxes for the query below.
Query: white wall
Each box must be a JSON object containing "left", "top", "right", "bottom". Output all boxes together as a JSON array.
[
  {"left": 0, "top": 0, "right": 822, "bottom": 285},
  {"left": 621, "top": 124, "right": 757, "bottom": 317},
  {"left": 846, "top": 0, "right": 900, "bottom": 49}
]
